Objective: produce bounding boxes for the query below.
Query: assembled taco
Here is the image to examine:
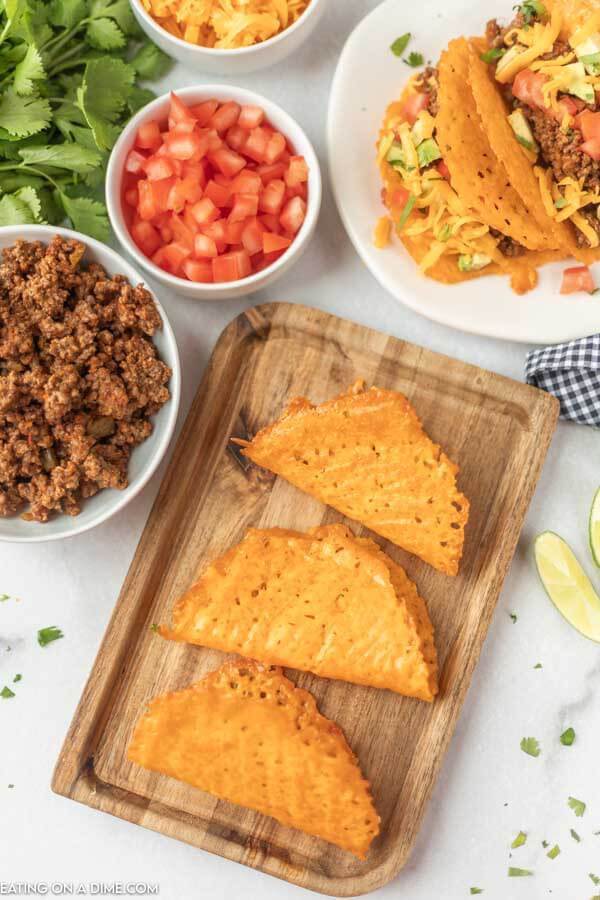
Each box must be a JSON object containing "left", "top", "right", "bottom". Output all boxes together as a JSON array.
[
  {"left": 473, "top": 0, "right": 600, "bottom": 258},
  {"left": 377, "top": 36, "right": 564, "bottom": 292}
]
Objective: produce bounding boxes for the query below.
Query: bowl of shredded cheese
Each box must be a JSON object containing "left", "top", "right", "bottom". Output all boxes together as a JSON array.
[{"left": 131, "top": 0, "right": 325, "bottom": 73}]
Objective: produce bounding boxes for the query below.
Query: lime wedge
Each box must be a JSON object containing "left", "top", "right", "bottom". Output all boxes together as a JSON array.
[
  {"left": 589, "top": 486, "right": 600, "bottom": 568},
  {"left": 534, "top": 531, "right": 600, "bottom": 643}
]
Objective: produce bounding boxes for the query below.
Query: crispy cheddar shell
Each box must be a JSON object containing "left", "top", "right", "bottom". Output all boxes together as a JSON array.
[
  {"left": 161, "top": 523, "right": 439, "bottom": 702},
  {"left": 128, "top": 661, "right": 380, "bottom": 859}
]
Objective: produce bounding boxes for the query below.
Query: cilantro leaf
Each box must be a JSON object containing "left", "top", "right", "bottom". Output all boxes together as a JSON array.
[
  {"left": 19, "top": 143, "right": 103, "bottom": 174},
  {"left": 89, "top": 0, "right": 136, "bottom": 34},
  {"left": 560, "top": 727, "right": 575, "bottom": 746},
  {"left": 570, "top": 828, "right": 581, "bottom": 841},
  {"left": 130, "top": 42, "right": 171, "bottom": 80},
  {"left": 13, "top": 44, "right": 45, "bottom": 95},
  {"left": 0, "top": 89, "right": 51, "bottom": 138},
  {"left": 404, "top": 51, "right": 424, "bottom": 67},
  {"left": 1, "top": 686, "right": 15, "bottom": 698},
  {"left": 49, "top": 0, "right": 89, "bottom": 28},
  {"left": 520, "top": 736, "right": 540, "bottom": 757},
  {"left": 127, "top": 86, "right": 156, "bottom": 115},
  {"left": 59, "top": 193, "right": 110, "bottom": 241},
  {"left": 568, "top": 796, "right": 586, "bottom": 817},
  {"left": 480, "top": 47, "right": 506, "bottom": 63},
  {"left": 470, "top": 890, "right": 483, "bottom": 895},
  {"left": 547, "top": 844, "right": 560, "bottom": 859},
  {"left": 510, "top": 612, "right": 517, "bottom": 623},
  {"left": 37, "top": 625, "right": 64, "bottom": 647},
  {"left": 77, "top": 57, "right": 134, "bottom": 151},
  {"left": 0, "top": 594, "right": 10, "bottom": 602},
  {"left": 591, "top": 874, "right": 600, "bottom": 886},
  {"left": 86, "top": 17, "right": 125, "bottom": 50},
  {"left": 13, "top": 674, "right": 21, "bottom": 683},
  {"left": 511, "top": 831, "right": 527, "bottom": 849},
  {"left": 391, "top": 33, "right": 411, "bottom": 57},
  {"left": 508, "top": 868, "right": 533, "bottom": 877},
  {"left": 518, "top": 0, "right": 547, "bottom": 22},
  {"left": 0, "top": 189, "right": 40, "bottom": 225},
  {"left": 533, "top": 662, "right": 542, "bottom": 668}
]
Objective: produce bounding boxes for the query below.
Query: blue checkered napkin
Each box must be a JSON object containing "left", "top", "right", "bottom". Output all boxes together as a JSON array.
[{"left": 525, "top": 335, "right": 600, "bottom": 427}]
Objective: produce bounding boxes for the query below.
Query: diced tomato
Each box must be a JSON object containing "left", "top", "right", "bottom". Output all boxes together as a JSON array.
[
  {"left": 555, "top": 96, "right": 579, "bottom": 119},
  {"left": 576, "top": 110, "right": 600, "bottom": 141},
  {"left": 164, "top": 128, "right": 208, "bottom": 161},
  {"left": 189, "top": 99, "right": 219, "bottom": 125},
  {"left": 183, "top": 258, "right": 213, "bottom": 282},
  {"left": 137, "top": 177, "right": 174, "bottom": 220},
  {"left": 259, "top": 179, "right": 286, "bottom": 214},
  {"left": 264, "top": 132, "right": 287, "bottom": 164},
  {"left": 193, "top": 233, "right": 218, "bottom": 258},
  {"left": 581, "top": 138, "right": 600, "bottom": 160},
  {"left": 231, "top": 169, "right": 262, "bottom": 194},
  {"left": 512, "top": 68, "right": 546, "bottom": 109},
  {"left": 212, "top": 249, "right": 251, "bottom": 282},
  {"left": 144, "top": 154, "right": 177, "bottom": 181},
  {"left": 124, "top": 187, "right": 138, "bottom": 207},
  {"left": 226, "top": 125, "right": 249, "bottom": 153},
  {"left": 169, "top": 213, "right": 195, "bottom": 249},
  {"left": 402, "top": 91, "right": 429, "bottom": 125},
  {"left": 263, "top": 232, "right": 291, "bottom": 254},
  {"left": 168, "top": 92, "right": 197, "bottom": 131},
  {"left": 181, "top": 160, "right": 207, "bottom": 189},
  {"left": 560, "top": 265, "right": 595, "bottom": 294},
  {"left": 238, "top": 105, "right": 265, "bottom": 130},
  {"left": 201, "top": 219, "right": 227, "bottom": 253},
  {"left": 240, "top": 217, "right": 265, "bottom": 255},
  {"left": 190, "top": 197, "right": 220, "bottom": 226},
  {"left": 210, "top": 101, "right": 240, "bottom": 133},
  {"left": 206, "top": 129, "right": 223, "bottom": 152},
  {"left": 136, "top": 120, "right": 162, "bottom": 151},
  {"left": 205, "top": 179, "right": 231, "bottom": 208},
  {"left": 183, "top": 205, "right": 200, "bottom": 234},
  {"left": 259, "top": 213, "right": 281, "bottom": 234},
  {"left": 280, "top": 196, "right": 306, "bottom": 234},
  {"left": 285, "top": 156, "right": 309, "bottom": 187},
  {"left": 125, "top": 149, "right": 147, "bottom": 174},
  {"left": 256, "top": 162, "right": 287, "bottom": 184},
  {"left": 224, "top": 218, "right": 247, "bottom": 244},
  {"left": 229, "top": 193, "right": 259, "bottom": 223},
  {"left": 156, "top": 241, "right": 190, "bottom": 274},
  {"left": 157, "top": 219, "right": 173, "bottom": 243},
  {"left": 285, "top": 182, "right": 308, "bottom": 201},
  {"left": 436, "top": 160, "right": 450, "bottom": 181},
  {"left": 244, "top": 127, "right": 270, "bottom": 163},
  {"left": 131, "top": 220, "right": 161, "bottom": 256},
  {"left": 208, "top": 147, "right": 246, "bottom": 177}
]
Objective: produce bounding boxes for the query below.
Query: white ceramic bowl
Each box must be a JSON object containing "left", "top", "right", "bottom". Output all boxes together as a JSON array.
[
  {"left": 0, "top": 225, "right": 181, "bottom": 543},
  {"left": 130, "top": 0, "right": 325, "bottom": 74},
  {"left": 107, "top": 85, "right": 322, "bottom": 301}
]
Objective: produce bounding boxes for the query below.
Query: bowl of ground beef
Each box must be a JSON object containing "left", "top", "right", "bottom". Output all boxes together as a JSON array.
[{"left": 0, "top": 226, "right": 181, "bottom": 542}]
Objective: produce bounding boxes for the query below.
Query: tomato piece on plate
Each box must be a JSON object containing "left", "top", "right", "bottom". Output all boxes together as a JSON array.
[
  {"left": 581, "top": 138, "right": 600, "bottom": 160},
  {"left": 238, "top": 104, "right": 265, "bottom": 130},
  {"left": 193, "top": 233, "right": 218, "bottom": 258},
  {"left": 169, "top": 92, "right": 196, "bottom": 130},
  {"left": 256, "top": 162, "right": 287, "bottom": 185},
  {"left": 136, "top": 120, "right": 162, "bottom": 151},
  {"left": 244, "top": 127, "right": 270, "bottom": 163},
  {"left": 264, "top": 132, "right": 287, "bottom": 164},
  {"left": 131, "top": 220, "right": 161, "bottom": 256},
  {"left": 241, "top": 217, "right": 265, "bottom": 255},
  {"left": 577, "top": 110, "right": 600, "bottom": 141},
  {"left": 512, "top": 69, "right": 546, "bottom": 109},
  {"left": 263, "top": 232, "right": 291, "bottom": 254},
  {"left": 231, "top": 169, "right": 262, "bottom": 194},
  {"left": 190, "top": 197, "right": 220, "bottom": 225},
  {"left": 144, "top": 154, "right": 176, "bottom": 181},
  {"left": 183, "top": 258, "right": 214, "bottom": 282},
  {"left": 280, "top": 196, "right": 306, "bottom": 234},
  {"left": 125, "top": 149, "right": 147, "bottom": 174},
  {"left": 285, "top": 156, "right": 309, "bottom": 187},
  {"left": 560, "top": 265, "right": 595, "bottom": 294},
  {"left": 164, "top": 128, "right": 208, "bottom": 161},
  {"left": 229, "top": 193, "right": 259, "bottom": 223},
  {"left": 208, "top": 147, "right": 247, "bottom": 177},
  {"left": 190, "top": 99, "right": 219, "bottom": 125},
  {"left": 224, "top": 218, "right": 246, "bottom": 244},
  {"left": 226, "top": 125, "right": 249, "bottom": 152},
  {"left": 210, "top": 101, "right": 241, "bottom": 133},
  {"left": 212, "top": 249, "right": 252, "bottom": 282},
  {"left": 402, "top": 91, "right": 429, "bottom": 124},
  {"left": 259, "top": 179, "right": 286, "bottom": 214}
]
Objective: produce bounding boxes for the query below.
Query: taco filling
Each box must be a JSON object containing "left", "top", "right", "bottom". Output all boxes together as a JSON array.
[
  {"left": 377, "top": 67, "right": 525, "bottom": 275},
  {"left": 484, "top": 1, "right": 600, "bottom": 248}
]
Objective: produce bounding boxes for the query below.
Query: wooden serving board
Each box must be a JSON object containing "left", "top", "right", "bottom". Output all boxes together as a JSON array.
[{"left": 52, "top": 303, "right": 558, "bottom": 896}]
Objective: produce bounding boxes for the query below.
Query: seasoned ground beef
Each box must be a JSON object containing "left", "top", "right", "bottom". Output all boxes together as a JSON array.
[
  {"left": 414, "top": 66, "right": 439, "bottom": 118},
  {"left": 490, "top": 229, "right": 527, "bottom": 258},
  {"left": 0, "top": 236, "right": 171, "bottom": 522},
  {"left": 525, "top": 107, "right": 600, "bottom": 191},
  {"left": 574, "top": 205, "right": 600, "bottom": 247},
  {"left": 485, "top": 13, "right": 526, "bottom": 50}
]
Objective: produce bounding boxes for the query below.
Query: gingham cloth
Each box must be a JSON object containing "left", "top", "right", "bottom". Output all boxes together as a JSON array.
[{"left": 525, "top": 335, "right": 600, "bottom": 427}]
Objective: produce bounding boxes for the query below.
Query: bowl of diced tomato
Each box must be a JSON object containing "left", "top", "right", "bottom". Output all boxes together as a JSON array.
[{"left": 107, "top": 86, "right": 321, "bottom": 299}]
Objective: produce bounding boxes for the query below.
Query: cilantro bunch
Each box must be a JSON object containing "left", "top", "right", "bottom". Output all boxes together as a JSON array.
[{"left": 0, "top": 0, "right": 171, "bottom": 239}]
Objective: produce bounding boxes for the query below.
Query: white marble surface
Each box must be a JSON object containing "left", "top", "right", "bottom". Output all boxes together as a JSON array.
[{"left": 2, "top": 2, "right": 600, "bottom": 898}]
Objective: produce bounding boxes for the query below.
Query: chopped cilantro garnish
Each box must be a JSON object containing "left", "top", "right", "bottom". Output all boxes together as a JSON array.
[
  {"left": 560, "top": 727, "right": 575, "bottom": 746},
  {"left": 1, "top": 686, "right": 15, "bottom": 699},
  {"left": 547, "top": 844, "right": 560, "bottom": 859},
  {"left": 508, "top": 867, "right": 533, "bottom": 877},
  {"left": 517, "top": 0, "right": 547, "bottom": 23},
  {"left": 568, "top": 796, "right": 586, "bottom": 817},
  {"left": 570, "top": 828, "right": 581, "bottom": 842},
  {"left": 37, "top": 626, "right": 63, "bottom": 647},
  {"left": 405, "top": 52, "right": 425, "bottom": 68},
  {"left": 397, "top": 194, "right": 416, "bottom": 230},
  {"left": 555, "top": 197, "right": 568, "bottom": 209},
  {"left": 391, "top": 33, "right": 411, "bottom": 57},
  {"left": 541, "top": 840, "right": 549, "bottom": 848},
  {"left": 520, "top": 736, "right": 540, "bottom": 757},
  {"left": 470, "top": 890, "right": 484, "bottom": 895},
  {"left": 12, "top": 674, "right": 21, "bottom": 683},
  {"left": 510, "top": 612, "right": 517, "bottom": 623},
  {"left": 480, "top": 47, "right": 506, "bottom": 64},
  {"left": 590, "top": 874, "right": 600, "bottom": 886},
  {"left": 511, "top": 831, "right": 527, "bottom": 849},
  {"left": 7, "top": 784, "right": 13, "bottom": 789},
  {"left": 150, "top": 623, "right": 159, "bottom": 633},
  {"left": 534, "top": 663, "right": 542, "bottom": 669},
  {"left": 0, "top": 594, "right": 9, "bottom": 602}
]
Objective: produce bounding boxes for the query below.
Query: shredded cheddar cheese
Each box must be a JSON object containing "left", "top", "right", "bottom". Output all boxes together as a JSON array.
[
  {"left": 141, "top": 0, "right": 310, "bottom": 48},
  {"left": 496, "top": 6, "right": 562, "bottom": 83}
]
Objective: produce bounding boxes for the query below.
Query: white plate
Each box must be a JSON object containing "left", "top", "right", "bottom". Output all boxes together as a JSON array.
[{"left": 328, "top": 0, "right": 600, "bottom": 344}]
